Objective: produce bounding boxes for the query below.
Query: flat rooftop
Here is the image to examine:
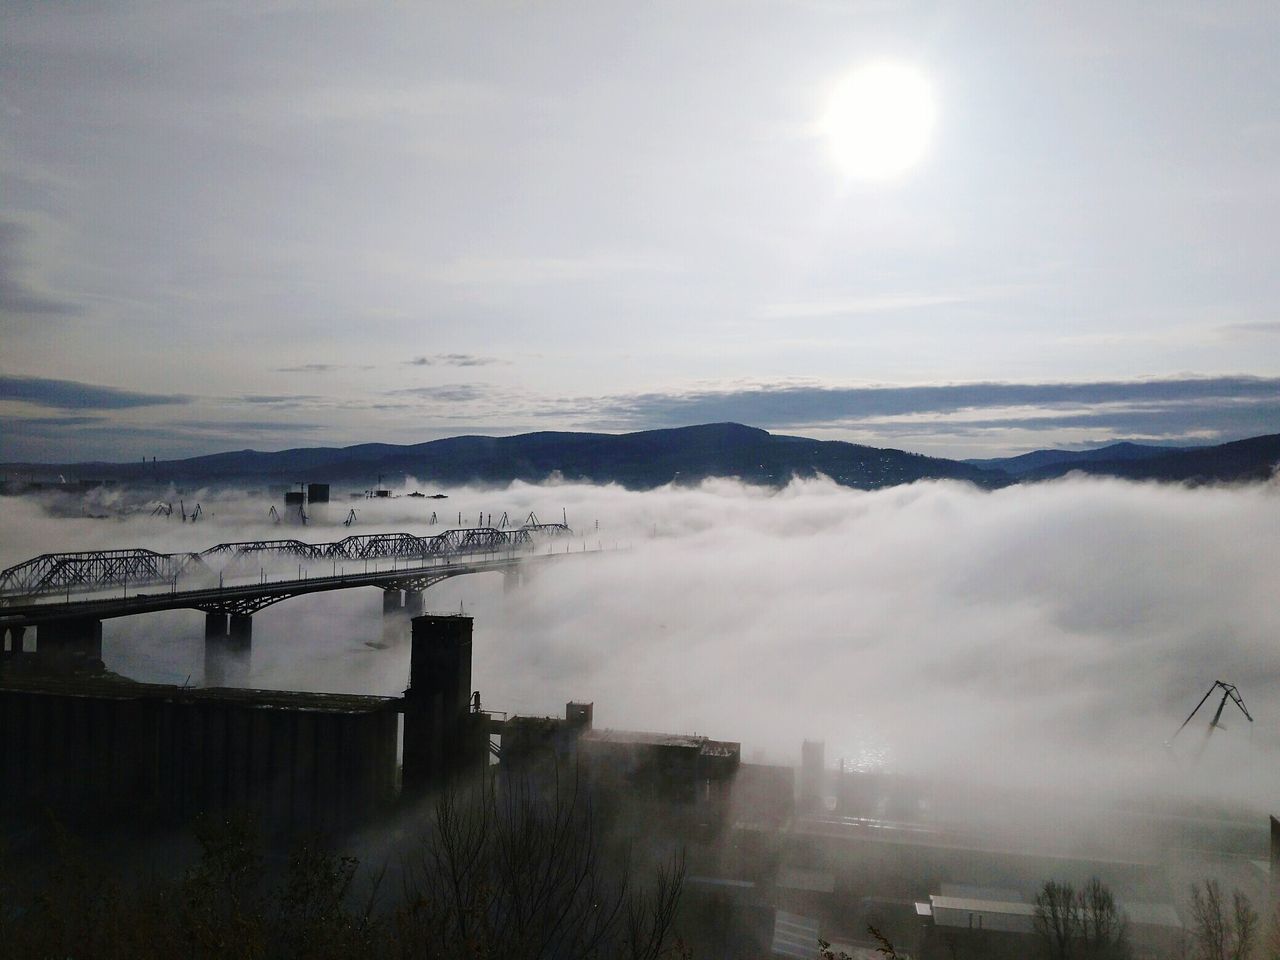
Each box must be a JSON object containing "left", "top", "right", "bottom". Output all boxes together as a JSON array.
[
  {"left": 582, "top": 728, "right": 740, "bottom": 755},
  {"left": 0, "top": 674, "right": 400, "bottom": 714}
]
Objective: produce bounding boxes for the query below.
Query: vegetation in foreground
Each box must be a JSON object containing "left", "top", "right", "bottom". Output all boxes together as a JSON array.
[{"left": 0, "top": 779, "right": 685, "bottom": 960}]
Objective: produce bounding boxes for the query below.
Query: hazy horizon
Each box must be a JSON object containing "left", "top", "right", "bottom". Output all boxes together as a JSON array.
[
  {"left": 4, "top": 473, "right": 1279, "bottom": 820},
  {"left": 0, "top": 414, "right": 1262, "bottom": 470}
]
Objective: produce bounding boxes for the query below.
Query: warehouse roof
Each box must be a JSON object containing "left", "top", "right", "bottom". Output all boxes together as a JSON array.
[{"left": 0, "top": 674, "right": 400, "bottom": 714}]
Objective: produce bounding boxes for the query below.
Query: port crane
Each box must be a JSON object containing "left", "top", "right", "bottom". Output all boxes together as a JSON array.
[{"left": 1172, "top": 680, "right": 1253, "bottom": 743}]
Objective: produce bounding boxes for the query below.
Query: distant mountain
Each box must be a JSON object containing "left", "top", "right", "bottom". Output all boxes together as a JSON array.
[
  {"left": 965, "top": 441, "right": 1203, "bottom": 476},
  {"left": 5, "top": 424, "right": 1275, "bottom": 493},
  {"left": 1, "top": 423, "right": 1007, "bottom": 491},
  {"left": 1016, "top": 433, "right": 1280, "bottom": 483}
]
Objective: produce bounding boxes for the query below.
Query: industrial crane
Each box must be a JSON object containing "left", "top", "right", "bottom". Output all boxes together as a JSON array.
[{"left": 1171, "top": 680, "right": 1253, "bottom": 744}]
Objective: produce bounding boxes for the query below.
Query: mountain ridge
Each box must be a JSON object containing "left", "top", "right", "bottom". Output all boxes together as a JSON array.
[
  {"left": 2, "top": 423, "right": 1276, "bottom": 491},
  {"left": 0, "top": 422, "right": 1004, "bottom": 491},
  {"left": 964, "top": 440, "right": 1205, "bottom": 476}
]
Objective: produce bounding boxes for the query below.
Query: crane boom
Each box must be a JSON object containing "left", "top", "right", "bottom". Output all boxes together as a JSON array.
[{"left": 1173, "top": 680, "right": 1253, "bottom": 742}]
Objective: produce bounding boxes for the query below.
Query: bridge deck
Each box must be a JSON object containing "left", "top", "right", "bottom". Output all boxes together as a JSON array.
[{"left": 0, "top": 550, "right": 585, "bottom": 627}]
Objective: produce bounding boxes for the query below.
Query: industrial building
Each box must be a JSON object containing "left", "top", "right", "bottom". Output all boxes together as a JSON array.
[
  {"left": 497, "top": 704, "right": 741, "bottom": 819},
  {"left": 0, "top": 675, "right": 398, "bottom": 832},
  {"left": 0, "top": 613, "right": 485, "bottom": 833},
  {"left": 914, "top": 888, "right": 1182, "bottom": 959},
  {"left": 0, "top": 611, "right": 743, "bottom": 838}
]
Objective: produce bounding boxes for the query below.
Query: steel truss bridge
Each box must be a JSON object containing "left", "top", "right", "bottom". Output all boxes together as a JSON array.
[
  {"left": 0, "top": 553, "right": 587, "bottom": 632},
  {"left": 0, "top": 524, "right": 571, "bottom": 599},
  {"left": 0, "top": 524, "right": 577, "bottom": 628}
]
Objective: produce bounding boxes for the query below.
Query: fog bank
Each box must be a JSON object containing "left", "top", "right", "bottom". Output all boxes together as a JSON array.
[{"left": 3, "top": 474, "right": 1279, "bottom": 809}]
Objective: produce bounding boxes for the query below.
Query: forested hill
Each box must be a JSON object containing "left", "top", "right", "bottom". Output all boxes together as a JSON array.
[
  {"left": 4, "top": 423, "right": 1005, "bottom": 490},
  {"left": 5, "top": 424, "right": 1276, "bottom": 490},
  {"left": 1012, "top": 433, "right": 1280, "bottom": 483}
]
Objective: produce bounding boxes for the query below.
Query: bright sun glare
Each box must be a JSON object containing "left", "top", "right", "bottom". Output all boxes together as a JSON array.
[{"left": 821, "top": 61, "right": 936, "bottom": 181}]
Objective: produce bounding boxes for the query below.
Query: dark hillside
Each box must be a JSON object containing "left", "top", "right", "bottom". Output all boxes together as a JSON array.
[{"left": 1, "top": 423, "right": 1007, "bottom": 491}]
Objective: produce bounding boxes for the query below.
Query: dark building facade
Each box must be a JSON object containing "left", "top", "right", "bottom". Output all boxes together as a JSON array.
[
  {"left": 0, "top": 677, "right": 398, "bottom": 832},
  {"left": 499, "top": 702, "right": 741, "bottom": 816}
]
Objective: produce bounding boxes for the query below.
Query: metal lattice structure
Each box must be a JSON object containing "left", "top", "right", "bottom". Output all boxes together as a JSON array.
[
  {"left": 521, "top": 523, "right": 572, "bottom": 537},
  {"left": 202, "top": 539, "right": 325, "bottom": 562},
  {"left": 0, "top": 524, "right": 568, "bottom": 600},
  {"left": 0, "top": 549, "right": 207, "bottom": 597}
]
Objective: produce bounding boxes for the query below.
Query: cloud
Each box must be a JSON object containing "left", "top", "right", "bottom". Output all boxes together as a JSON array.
[
  {"left": 0, "top": 219, "right": 79, "bottom": 319},
  {"left": 240, "top": 394, "right": 322, "bottom": 404},
  {"left": 275, "top": 363, "right": 376, "bottom": 373},
  {"left": 275, "top": 363, "right": 340, "bottom": 373},
  {"left": 0, "top": 416, "right": 323, "bottom": 462},
  {"left": 426, "top": 255, "right": 671, "bottom": 286},
  {"left": 406, "top": 354, "right": 501, "bottom": 367},
  {"left": 753, "top": 287, "right": 1024, "bottom": 321},
  {"left": 2, "top": 415, "right": 103, "bottom": 429},
  {"left": 4, "top": 474, "right": 1278, "bottom": 835},
  {"left": 554, "top": 376, "right": 1280, "bottom": 441},
  {"left": 0, "top": 375, "right": 190, "bottom": 410},
  {"left": 1217, "top": 321, "right": 1280, "bottom": 338},
  {"left": 174, "top": 419, "right": 323, "bottom": 433},
  {"left": 390, "top": 384, "right": 489, "bottom": 403}
]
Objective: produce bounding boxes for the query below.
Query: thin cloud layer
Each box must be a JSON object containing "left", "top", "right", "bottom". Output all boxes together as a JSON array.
[
  {"left": 6, "top": 3, "right": 1280, "bottom": 460},
  {"left": 577, "top": 377, "right": 1280, "bottom": 428},
  {"left": 0, "top": 219, "right": 78, "bottom": 319},
  {"left": 0, "top": 374, "right": 190, "bottom": 410},
  {"left": 406, "top": 354, "right": 501, "bottom": 367}
]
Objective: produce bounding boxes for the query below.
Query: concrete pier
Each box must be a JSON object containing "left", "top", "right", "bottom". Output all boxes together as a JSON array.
[
  {"left": 204, "top": 612, "right": 228, "bottom": 641},
  {"left": 36, "top": 617, "right": 103, "bottom": 671},
  {"left": 380, "top": 588, "right": 415, "bottom": 645},
  {"left": 204, "top": 612, "right": 251, "bottom": 687},
  {"left": 229, "top": 613, "right": 253, "bottom": 646}
]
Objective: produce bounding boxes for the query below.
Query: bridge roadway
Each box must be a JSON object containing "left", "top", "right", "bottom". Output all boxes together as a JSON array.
[{"left": 0, "top": 550, "right": 579, "bottom": 631}]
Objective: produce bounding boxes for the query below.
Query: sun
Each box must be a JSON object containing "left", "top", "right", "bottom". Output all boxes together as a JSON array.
[{"left": 820, "top": 61, "right": 936, "bottom": 181}]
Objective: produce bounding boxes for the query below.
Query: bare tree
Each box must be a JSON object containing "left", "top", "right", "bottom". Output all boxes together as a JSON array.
[
  {"left": 0, "top": 781, "right": 684, "bottom": 960},
  {"left": 1078, "top": 877, "right": 1131, "bottom": 960},
  {"left": 395, "top": 769, "right": 685, "bottom": 960},
  {"left": 1036, "top": 880, "right": 1082, "bottom": 960},
  {"left": 1189, "top": 879, "right": 1258, "bottom": 960},
  {"left": 1034, "top": 878, "right": 1131, "bottom": 960},
  {"left": 1264, "top": 904, "right": 1280, "bottom": 960}
]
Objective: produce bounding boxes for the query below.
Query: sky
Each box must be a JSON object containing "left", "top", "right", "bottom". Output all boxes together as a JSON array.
[{"left": 2, "top": 1, "right": 1279, "bottom": 462}]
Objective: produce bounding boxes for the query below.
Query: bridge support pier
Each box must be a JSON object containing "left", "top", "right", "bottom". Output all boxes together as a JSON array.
[
  {"left": 404, "top": 590, "right": 424, "bottom": 617},
  {"left": 503, "top": 568, "right": 522, "bottom": 594},
  {"left": 36, "top": 617, "right": 104, "bottom": 672},
  {"left": 204, "top": 612, "right": 251, "bottom": 687},
  {"left": 204, "top": 612, "right": 229, "bottom": 641},
  {"left": 229, "top": 614, "right": 253, "bottom": 647},
  {"left": 381, "top": 589, "right": 410, "bottom": 645}
]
